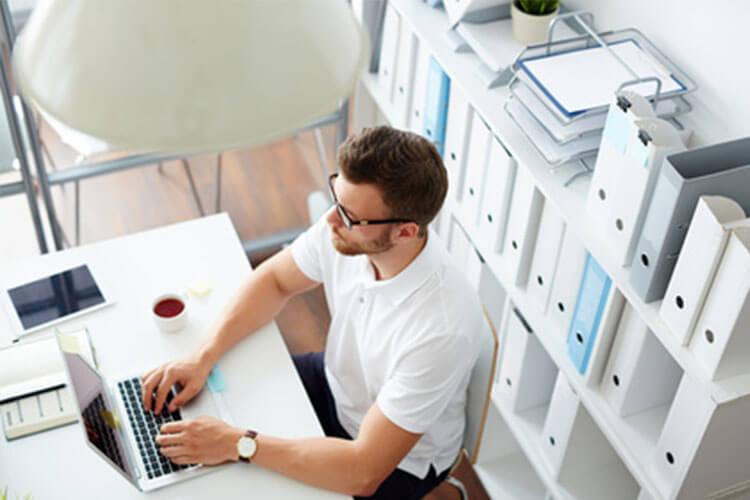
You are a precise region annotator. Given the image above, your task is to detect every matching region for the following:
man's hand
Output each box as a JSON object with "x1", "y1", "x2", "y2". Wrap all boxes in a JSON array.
[
  {"x1": 141, "y1": 353, "x2": 212, "y2": 414},
  {"x1": 156, "y1": 416, "x2": 244, "y2": 466}
]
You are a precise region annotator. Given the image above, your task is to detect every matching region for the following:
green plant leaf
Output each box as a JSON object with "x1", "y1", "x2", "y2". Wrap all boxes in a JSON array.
[{"x1": 517, "y1": 0, "x2": 559, "y2": 15}]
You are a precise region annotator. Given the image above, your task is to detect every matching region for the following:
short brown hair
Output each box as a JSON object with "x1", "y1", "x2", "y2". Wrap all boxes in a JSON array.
[{"x1": 337, "y1": 126, "x2": 448, "y2": 237}]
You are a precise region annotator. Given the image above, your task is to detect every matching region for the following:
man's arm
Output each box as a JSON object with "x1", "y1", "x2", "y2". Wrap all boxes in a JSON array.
[
  {"x1": 157, "y1": 403, "x2": 421, "y2": 497},
  {"x1": 143, "y1": 246, "x2": 318, "y2": 413},
  {"x1": 198, "y1": 245, "x2": 319, "y2": 367}
]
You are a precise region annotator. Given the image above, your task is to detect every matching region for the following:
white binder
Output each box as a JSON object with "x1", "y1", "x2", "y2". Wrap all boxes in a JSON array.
[
  {"x1": 540, "y1": 372, "x2": 580, "y2": 476},
  {"x1": 605, "y1": 117, "x2": 685, "y2": 266},
  {"x1": 478, "y1": 266, "x2": 507, "y2": 332},
  {"x1": 377, "y1": 5, "x2": 401, "y2": 104},
  {"x1": 496, "y1": 308, "x2": 557, "y2": 413},
  {"x1": 547, "y1": 228, "x2": 587, "y2": 337},
  {"x1": 392, "y1": 20, "x2": 418, "y2": 129},
  {"x1": 689, "y1": 227, "x2": 750, "y2": 381},
  {"x1": 660, "y1": 196, "x2": 748, "y2": 346},
  {"x1": 448, "y1": 218, "x2": 472, "y2": 269},
  {"x1": 502, "y1": 166, "x2": 544, "y2": 286},
  {"x1": 460, "y1": 113, "x2": 492, "y2": 229},
  {"x1": 586, "y1": 92, "x2": 655, "y2": 236},
  {"x1": 408, "y1": 43, "x2": 431, "y2": 134},
  {"x1": 527, "y1": 204, "x2": 566, "y2": 314},
  {"x1": 442, "y1": 83, "x2": 474, "y2": 205},
  {"x1": 443, "y1": 0, "x2": 510, "y2": 25},
  {"x1": 600, "y1": 304, "x2": 682, "y2": 418},
  {"x1": 477, "y1": 136, "x2": 517, "y2": 255},
  {"x1": 466, "y1": 245, "x2": 484, "y2": 292},
  {"x1": 651, "y1": 373, "x2": 715, "y2": 499}
]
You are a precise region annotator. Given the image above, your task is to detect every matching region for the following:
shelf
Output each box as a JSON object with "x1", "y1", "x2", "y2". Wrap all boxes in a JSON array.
[
  {"x1": 360, "y1": 71, "x2": 402, "y2": 130},
  {"x1": 560, "y1": 460, "x2": 640, "y2": 500},
  {"x1": 492, "y1": 387, "x2": 567, "y2": 499},
  {"x1": 492, "y1": 387, "x2": 639, "y2": 500},
  {"x1": 356, "y1": 2, "x2": 750, "y2": 496},
  {"x1": 474, "y1": 452, "x2": 548, "y2": 500},
  {"x1": 366, "y1": 0, "x2": 750, "y2": 404},
  {"x1": 453, "y1": 203, "x2": 661, "y2": 499},
  {"x1": 516, "y1": 404, "x2": 549, "y2": 437}
]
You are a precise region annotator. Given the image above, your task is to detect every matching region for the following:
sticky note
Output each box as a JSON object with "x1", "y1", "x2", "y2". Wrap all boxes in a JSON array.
[
  {"x1": 99, "y1": 409, "x2": 121, "y2": 430},
  {"x1": 188, "y1": 277, "x2": 212, "y2": 297},
  {"x1": 58, "y1": 334, "x2": 81, "y2": 354},
  {"x1": 207, "y1": 366, "x2": 226, "y2": 393}
]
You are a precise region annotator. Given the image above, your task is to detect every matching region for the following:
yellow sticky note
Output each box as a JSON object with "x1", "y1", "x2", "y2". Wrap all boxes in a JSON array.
[
  {"x1": 58, "y1": 334, "x2": 81, "y2": 354},
  {"x1": 100, "y1": 409, "x2": 121, "y2": 430},
  {"x1": 188, "y1": 277, "x2": 212, "y2": 298}
]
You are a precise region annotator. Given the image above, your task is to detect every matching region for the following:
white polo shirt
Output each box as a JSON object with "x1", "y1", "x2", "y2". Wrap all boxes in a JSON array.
[{"x1": 291, "y1": 216, "x2": 482, "y2": 479}]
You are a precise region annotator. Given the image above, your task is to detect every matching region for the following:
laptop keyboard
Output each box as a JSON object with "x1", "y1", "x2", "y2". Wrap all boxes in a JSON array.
[{"x1": 118, "y1": 377, "x2": 195, "y2": 480}]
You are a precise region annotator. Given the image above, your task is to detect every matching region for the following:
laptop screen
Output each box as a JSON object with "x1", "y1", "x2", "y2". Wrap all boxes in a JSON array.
[{"x1": 61, "y1": 351, "x2": 137, "y2": 485}]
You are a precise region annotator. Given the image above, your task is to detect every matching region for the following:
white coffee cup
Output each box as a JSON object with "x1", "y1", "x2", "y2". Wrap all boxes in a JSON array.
[{"x1": 152, "y1": 292, "x2": 189, "y2": 332}]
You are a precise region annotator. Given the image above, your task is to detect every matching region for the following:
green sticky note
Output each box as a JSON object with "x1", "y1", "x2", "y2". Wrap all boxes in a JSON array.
[{"x1": 207, "y1": 366, "x2": 226, "y2": 393}]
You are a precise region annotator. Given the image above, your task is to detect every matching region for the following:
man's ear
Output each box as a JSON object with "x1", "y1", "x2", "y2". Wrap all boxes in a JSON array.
[{"x1": 394, "y1": 222, "x2": 420, "y2": 241}]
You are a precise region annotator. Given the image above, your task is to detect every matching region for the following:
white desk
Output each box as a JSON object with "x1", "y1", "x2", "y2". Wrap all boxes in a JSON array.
[{"x1": 0, "y1": 214, "x2": 348, "y2": 500}]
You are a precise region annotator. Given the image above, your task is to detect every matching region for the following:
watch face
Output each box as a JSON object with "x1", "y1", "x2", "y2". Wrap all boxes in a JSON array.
[{"x1": 238, "y1": 436, "x2": 257, "y2": 458}]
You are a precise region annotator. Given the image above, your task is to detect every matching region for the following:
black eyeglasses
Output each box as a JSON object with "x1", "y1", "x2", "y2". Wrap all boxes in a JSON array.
[{"x1": 328, "y1": 173, "x2": 412, "y2": 230}]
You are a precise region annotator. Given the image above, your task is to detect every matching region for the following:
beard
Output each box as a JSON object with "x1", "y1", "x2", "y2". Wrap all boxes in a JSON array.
[{"x1": 331, "y1": 226, "x2": 394, "y2": 256}]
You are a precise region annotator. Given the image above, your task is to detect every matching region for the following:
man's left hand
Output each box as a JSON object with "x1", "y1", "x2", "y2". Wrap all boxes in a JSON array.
[{"x1": 156, "y1": 416, "x2": 244, "y2": 465}]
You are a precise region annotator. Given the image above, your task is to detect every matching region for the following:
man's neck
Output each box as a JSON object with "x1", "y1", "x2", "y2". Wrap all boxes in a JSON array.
[{"x1": 368, "y1": 234, "x2": 428, "y2": 281}]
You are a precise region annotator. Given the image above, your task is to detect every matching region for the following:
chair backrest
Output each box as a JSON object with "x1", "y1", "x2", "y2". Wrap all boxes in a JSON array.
[{"x1": 463, "y1": 307, "x2": 499, "y2": 464}]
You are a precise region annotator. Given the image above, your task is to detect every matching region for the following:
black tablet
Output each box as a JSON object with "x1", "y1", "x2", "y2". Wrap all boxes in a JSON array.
[{"x1": 7, "y1": 264, "x2": 109, "y2": 333}]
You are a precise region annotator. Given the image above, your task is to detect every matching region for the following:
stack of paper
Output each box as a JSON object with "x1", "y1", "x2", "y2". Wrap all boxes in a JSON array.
[{"x1": 505, "y1": 30, "x2": 694, "y2": 167}]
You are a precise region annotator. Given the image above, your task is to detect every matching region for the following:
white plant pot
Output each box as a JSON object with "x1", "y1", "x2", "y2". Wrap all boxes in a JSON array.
[{"x1": 511, "y1": 2, "x2": 559, "y2": 45}]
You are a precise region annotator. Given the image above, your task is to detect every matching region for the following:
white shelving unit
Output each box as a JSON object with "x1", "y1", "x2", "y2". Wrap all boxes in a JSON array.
[{"x1": 351, "y1": 1, "x2": 750, "y2": 499}]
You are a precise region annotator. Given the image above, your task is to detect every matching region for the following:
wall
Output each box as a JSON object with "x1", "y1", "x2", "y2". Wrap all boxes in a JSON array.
[{"x1": 564, "y1": 0, "x2": 749, "y2": 147}]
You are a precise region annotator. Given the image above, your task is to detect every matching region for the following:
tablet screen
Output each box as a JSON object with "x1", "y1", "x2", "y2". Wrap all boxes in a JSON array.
[{"x1": 8, "y1": 265, "x2": 106, "y2": 331}]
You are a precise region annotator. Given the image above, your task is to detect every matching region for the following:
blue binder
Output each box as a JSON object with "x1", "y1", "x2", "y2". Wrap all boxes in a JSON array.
[
  {"x1": 567, "y1": 253, "x2": 612, "y2": 375},
  {"x1": 423, "y1": 57, "x2": 451, "y2": 156}
]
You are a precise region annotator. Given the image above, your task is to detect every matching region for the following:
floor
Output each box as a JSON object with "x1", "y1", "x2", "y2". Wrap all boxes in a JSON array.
[{"x1": 1, "y1": 113, "x2": 489, "y2": 500}]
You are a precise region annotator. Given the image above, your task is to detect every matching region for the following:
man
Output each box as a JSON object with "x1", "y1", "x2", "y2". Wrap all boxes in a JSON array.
[{"x1": 141, "y1": 126, "x2": 483, "y2": 499}]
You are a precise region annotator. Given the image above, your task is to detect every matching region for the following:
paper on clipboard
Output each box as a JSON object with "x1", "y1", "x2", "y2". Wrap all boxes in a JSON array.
[
  {"x1": 505, "y1": 96, "x2": 600, "y2": 165},
  {"x1": 518, "y1": 39, "x2": 685, "y2": 117}
]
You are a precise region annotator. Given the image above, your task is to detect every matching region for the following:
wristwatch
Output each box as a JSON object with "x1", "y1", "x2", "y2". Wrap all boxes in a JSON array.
[{"x1": 236, "y1": 429, "x2": 258, "y2": 463}]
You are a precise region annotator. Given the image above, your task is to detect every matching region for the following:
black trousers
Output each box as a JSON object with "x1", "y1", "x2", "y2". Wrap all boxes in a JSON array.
[{"x1": 292, "y1": 352, "x2": 450, "y2": 500}]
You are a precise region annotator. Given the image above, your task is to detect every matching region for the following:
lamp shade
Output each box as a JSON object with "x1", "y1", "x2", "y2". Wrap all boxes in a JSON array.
[{"x1": 12, "y1": 0, "x2": 368, "y2": 153}]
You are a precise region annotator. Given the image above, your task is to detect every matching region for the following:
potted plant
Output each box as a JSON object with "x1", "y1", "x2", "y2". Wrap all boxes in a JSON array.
[{"x1": 511, "y1": 0, "x2": 560, "y2": 45}]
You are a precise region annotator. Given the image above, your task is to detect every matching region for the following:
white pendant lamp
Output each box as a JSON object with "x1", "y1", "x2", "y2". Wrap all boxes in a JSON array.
[{"x1": 12, "y1": 0, "x2": 368, "y2": 154}]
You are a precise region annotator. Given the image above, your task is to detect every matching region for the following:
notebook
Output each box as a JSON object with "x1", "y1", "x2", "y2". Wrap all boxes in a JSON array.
[{"x1": 0, "y1": 328, "x2": 96, "y2": 440}]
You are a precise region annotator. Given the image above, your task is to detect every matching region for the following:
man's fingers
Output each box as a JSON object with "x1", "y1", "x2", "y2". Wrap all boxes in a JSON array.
[
  {"x1": 140, "y1": 369, "x2": 164, "y2": 411},
  {"x1": 169, "y1": 455, "x2": 196, "y2": 465},
  {"x1": 155, "y1": 432, "x2": 186, "y2": 446},
  {"x1": 160, "y1": 421, "x2": 186, "y2": 434},
  {"x1": 157, "y1": 445, "x2": 189, "y2": 458},
  {"x1": 168, "y1": 383, "x2": 199, "y2": 412},
  {"x1": 140, "y1": 367, "x2": 156, "y2": 384},
  {"x1": 153, "y1": 370, "x2": 178, "y2": 414}
]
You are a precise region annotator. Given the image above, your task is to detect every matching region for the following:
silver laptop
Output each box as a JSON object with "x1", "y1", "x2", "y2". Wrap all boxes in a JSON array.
[{"x1": 58, "y1": 340, "x2": 226, "y2": 491}]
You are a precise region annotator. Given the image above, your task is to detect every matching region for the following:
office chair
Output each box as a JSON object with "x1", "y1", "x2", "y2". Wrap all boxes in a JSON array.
[
  {"x1": 38, "y1": 110, "x2": 208, "y2": 246},
  {"x1": 441, "y1": 308, "x2": 499, "y2": 499}
]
